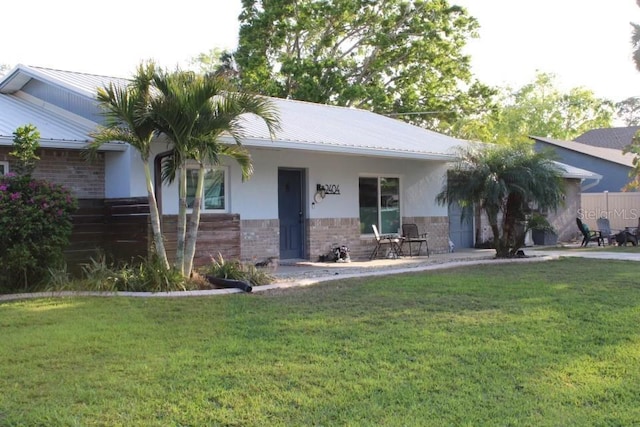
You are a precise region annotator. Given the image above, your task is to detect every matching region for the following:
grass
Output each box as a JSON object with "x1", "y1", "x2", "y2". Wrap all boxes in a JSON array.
[
  {"x1": 2, "y1": 257, "x2": 640, "y2": 426},
  {"x1": 540, "y1": 243, "x2": 640, "y2": 253}
]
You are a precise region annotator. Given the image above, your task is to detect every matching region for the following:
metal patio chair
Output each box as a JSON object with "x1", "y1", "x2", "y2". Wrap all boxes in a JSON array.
[
  {"x1": 369, "y1": 224, "x2": 403, "y2": 259},
  {"x1": 401, "y1": 223, "x2": 429, "y2": 257}
]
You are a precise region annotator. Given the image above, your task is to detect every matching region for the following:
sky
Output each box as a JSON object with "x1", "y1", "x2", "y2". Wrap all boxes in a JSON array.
[{"x1": 3, "y1": 0, "x2": 640, "y2": 102}]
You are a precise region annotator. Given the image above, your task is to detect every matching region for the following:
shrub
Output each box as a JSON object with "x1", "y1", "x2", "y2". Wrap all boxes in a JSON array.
[
  {"x1": 77, "y1": 254, "x2": 198, "y2": 293},
  {"x1": 0, "y1": 175, "x2": 77, "y2": 292},
  {"x1": 205, "y1": 254, "x2": 275, "y2": 286}
]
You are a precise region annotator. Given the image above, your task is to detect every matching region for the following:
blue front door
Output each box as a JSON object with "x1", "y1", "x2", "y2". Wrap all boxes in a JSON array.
[
  {"x1": 449, "y1": 201, "x2": 474, "y2": 249},
  {"x1": 278, "y1": 169, "x2": 305, "y2": 259}
]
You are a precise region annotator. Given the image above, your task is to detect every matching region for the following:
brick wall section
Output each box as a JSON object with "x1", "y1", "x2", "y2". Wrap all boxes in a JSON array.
[
  {"x1": 240, "y1": 219, "x2": 280, "y2": 263},
  {"x1": 402, "y1": 216, "x2": 449, "y2": 254},
  {"x1": 305, "y1": 216, "x2": 450, "y2": 261},
  {"x1": 307, "y1": 218, "x2": 362, "y2": 261},
  {"x1": 162, "y1": 214, "x2": 241, "y2": 268},
  {"x1": 0, "y1": 148, "x2": 105, "y2": 199}
]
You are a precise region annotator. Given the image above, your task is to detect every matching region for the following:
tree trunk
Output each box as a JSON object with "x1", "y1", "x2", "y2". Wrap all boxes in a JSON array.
[
  {"x1": 487, "y1": 210, "x2": 508, "y2": 258},
  {"x1": 143, "y1": 162, "x2": 169, "y2": 269},
  {"x1": 175, "y1": 166, "x2": 188, "y2": 275},
  {"x1": 183, "y1": 164, "x2": 205, "y2": 277},
  {"x1": 502, "y1": 194, "x2": 524, "y2": 257}
]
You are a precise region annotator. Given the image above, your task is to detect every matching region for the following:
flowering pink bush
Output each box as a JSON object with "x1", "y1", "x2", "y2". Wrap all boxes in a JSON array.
[{"x1": 0, "y1": 175, "x2": 77, "y2": 291}]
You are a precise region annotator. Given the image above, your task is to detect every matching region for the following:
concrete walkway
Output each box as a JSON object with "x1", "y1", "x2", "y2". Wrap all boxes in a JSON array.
[
  {"x1": 271, "y1": 245, "x2": 640, "y2": 283},
  {"x1": 2, "y1": 246, "x2": 639, "y2": 302}
]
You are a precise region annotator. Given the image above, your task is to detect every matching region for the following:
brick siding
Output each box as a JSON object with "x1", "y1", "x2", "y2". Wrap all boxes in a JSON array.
[
  {"x1": 307, "y1": 218, "x2": 362, "y2": 260},
  {"x1": 0, "y1": 148, "x2": 105, "y2": 199},
  {"x1": 402, "y1": 216, "x2": 449, "y2": 254},
  {"x1": 240, "y1": 219, "x2": 280, "y2": 263}
]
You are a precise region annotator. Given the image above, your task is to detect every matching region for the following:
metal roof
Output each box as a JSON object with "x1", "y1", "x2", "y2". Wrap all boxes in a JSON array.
[
  {"x1": 0, "y1": 64, "x2": 468, "y2": 160},
  {"x1": 531, "y1": 135, "x2": 634, "y2": 168},
  {"x1": 553, "y1": 161, "x2": 602, "y2": 181},
  {"x1": 0, "y1": 92, "x2": 124, "y2": 150},
  {"x1": 0, "y1": 64, "x2": 129, "y2": 98},
  {"x1": 231, "y1": 97, "x2": 466, "y2": 160}
]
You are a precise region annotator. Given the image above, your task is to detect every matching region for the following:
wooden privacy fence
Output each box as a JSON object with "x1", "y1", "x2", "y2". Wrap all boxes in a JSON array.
[
  {"x1": 65, "y1": 198, "x2": 241, "y2": 273},
  {"x1": 580, "y1": 192, "x2": 640, "y2": 231},
  {"x1": 65, "y1": 197, "x2": 150, "y2": 271}
]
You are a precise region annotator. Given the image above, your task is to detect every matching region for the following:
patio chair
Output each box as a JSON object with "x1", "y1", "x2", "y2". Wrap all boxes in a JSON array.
[
  {"x1": 619, "y1": 217, "x2": 640, "y2": 246},
  {"x1": 596, "y1": 217, "x2": 617, "y2": 246},
  {"x1": 401, "y1": 223, "x2": 429, "y2": 257},
  {"x1": 369, "y1": 224, "x2": 403, "y2": 260},
  {"x1": 576, "y1": 218, "x2": 604, "y2": 247}
]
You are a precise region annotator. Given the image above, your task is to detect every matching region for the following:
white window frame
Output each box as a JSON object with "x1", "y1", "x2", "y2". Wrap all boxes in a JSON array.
[
  {"x1": 185, "y1": 166, "x2": 229, "y2": 213},
  {"x1": 0, "y1": 161, "x2": 8, "y2": 176},
  {"x1": 359, "y1": 175, "x2": 402, "y2": 236}
]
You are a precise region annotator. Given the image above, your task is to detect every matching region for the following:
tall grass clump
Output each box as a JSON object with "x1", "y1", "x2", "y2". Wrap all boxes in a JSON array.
[{"x1": 205, "y1": 253, "x2": 274, "y2": 286}]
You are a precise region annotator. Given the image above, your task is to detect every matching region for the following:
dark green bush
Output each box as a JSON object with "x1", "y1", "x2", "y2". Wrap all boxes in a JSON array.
[{"x1": 0, "y1": 175, "x2": 77, "y2": 292}]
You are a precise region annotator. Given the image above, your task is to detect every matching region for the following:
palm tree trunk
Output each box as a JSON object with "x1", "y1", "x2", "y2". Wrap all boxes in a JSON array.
[
  {"x1": 487, "y1": 210, "x2": 508, "y2": 258},
  {"x1": 175, "y1": 166, "x2": 188, "y2": 275},
  {"x1": 183, "y1": 164, "x2": 205, "y2": 276},
  {"x1": 143, "y1": 162, "x2": 169, "y2": 269}
]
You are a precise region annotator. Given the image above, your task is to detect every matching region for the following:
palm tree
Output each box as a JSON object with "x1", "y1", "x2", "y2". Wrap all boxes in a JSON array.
[
  {"x1": 437, "y1": 143, "x2": 564, "y2": 258},
  {"x1": 149, "y1": 69, "x2": 280, "y2": 276},
  {"x1": 90, "y1": 62, "x2": 170, "y2": 269}
]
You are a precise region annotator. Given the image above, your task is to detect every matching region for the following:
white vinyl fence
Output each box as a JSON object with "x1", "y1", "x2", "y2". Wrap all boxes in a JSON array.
[{"x1": 580, "y1": 192, "x2": 640, "y2": 231}]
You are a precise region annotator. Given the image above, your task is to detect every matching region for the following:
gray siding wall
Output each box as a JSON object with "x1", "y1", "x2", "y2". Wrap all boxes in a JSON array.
[
  {"x1": 534, "y1": 141, "x2": 632, "y2": 193},
  {"x1": 22, "y1": 79, "x2": 103, "y2": 124}
]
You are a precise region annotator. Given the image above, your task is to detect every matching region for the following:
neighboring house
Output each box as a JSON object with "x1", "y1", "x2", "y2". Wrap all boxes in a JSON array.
[
  {"x1": 574, "y1": 126, "x2": 640, "y2": 149},
  {"x1": 531, "y1": 135, "x2": 634, "y2": 193},
  {"x1": 0, "y1": 64, "x2": 473, "y2": 264}
]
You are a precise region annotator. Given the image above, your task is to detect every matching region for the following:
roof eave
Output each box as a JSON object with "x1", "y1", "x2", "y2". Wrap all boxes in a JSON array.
[
  {"x1": 230, "y1": 136, "x2": 457, "y2": 161},
  {"x1": 0, "y1": 136, "x2": 127, "y2": 152},
  {"x1": 562, "y1": 172, "x2": 603, "y2": 180},
  {"x1": 0, "y1": 64, "x2": 96, "y2": 99}
]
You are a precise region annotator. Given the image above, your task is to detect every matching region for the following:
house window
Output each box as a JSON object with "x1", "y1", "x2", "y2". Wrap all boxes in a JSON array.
[
  {"x1": 186, "y1": 167, "x2": 227, "y2": 211},
  {"x1": 359, "y1": 176, "x2": 400, "y2": 234},
  {"x1": 0, "y1": 161, "x2": 8, "y2": 175}
]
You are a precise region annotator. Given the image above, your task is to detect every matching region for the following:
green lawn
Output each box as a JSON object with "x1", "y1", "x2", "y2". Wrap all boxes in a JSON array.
[
  {"x1": 541, "y1": 244, "x2": 640, "y2": 253},
  {"x1": 2, "y1": 258, "x2": 640, "y2": 426}
]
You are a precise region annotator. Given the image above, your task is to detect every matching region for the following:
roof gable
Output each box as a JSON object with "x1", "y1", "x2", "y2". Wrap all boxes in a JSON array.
[
  {"x1": 0, "y1": 64, "x2": 129, "y2": 99},
  {"x1": 531, "y1": 135, "x2": 634, "y2": 167}
]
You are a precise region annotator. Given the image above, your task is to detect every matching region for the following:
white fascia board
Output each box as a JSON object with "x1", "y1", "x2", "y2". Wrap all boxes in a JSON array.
[
  {"x1": 228, "y1": 136, "x2": 459, "y2": 161},
  {"x1": 0, "y1": 136, "x2": 127, "y2": 151},
  {"x1": 0, "y1": 65, "x2": 94, "y2": 99},
  {"x1": 0, "y1": 66, "x2": 30, "y2": 93},
  {"x1": 562, "y1": 171, "x2": 603, "y2": 180}
]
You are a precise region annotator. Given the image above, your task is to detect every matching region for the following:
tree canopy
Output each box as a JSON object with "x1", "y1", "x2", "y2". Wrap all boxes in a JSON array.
[
  {"x1": 231, "y1": 0, "x2": 495, "y2": 129},
  {"x1": 451, "y1": 72, "x2": 615, "y2": 144},
  {"x1": 437, "y1": 143, "x2": 564, "y2": 258},
  {"x1": 616, "y1": 97, "x2": 640, "y2": 126},
  {"x1": 620, "y1": 3, "x2": 640, "y2": 191},
  {"x1": 91, "y1": 64, "x2": 280, "y2": 277}
]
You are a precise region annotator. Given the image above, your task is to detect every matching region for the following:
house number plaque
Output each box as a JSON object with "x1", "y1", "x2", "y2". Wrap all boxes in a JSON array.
[{"x1": 323, "y1": 184, "x2": 340, "y2": 195}]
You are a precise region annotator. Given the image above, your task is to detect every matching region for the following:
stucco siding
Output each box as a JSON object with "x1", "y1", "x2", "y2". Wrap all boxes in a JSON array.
[{"x1": 147, "y1": 144, "x2": 450, "y2": 220}]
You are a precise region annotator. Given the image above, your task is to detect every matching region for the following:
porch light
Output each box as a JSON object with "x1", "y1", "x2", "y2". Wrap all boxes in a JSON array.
[{"x1": 316, "y1": 184, "x2": 327, "y2": 199}]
